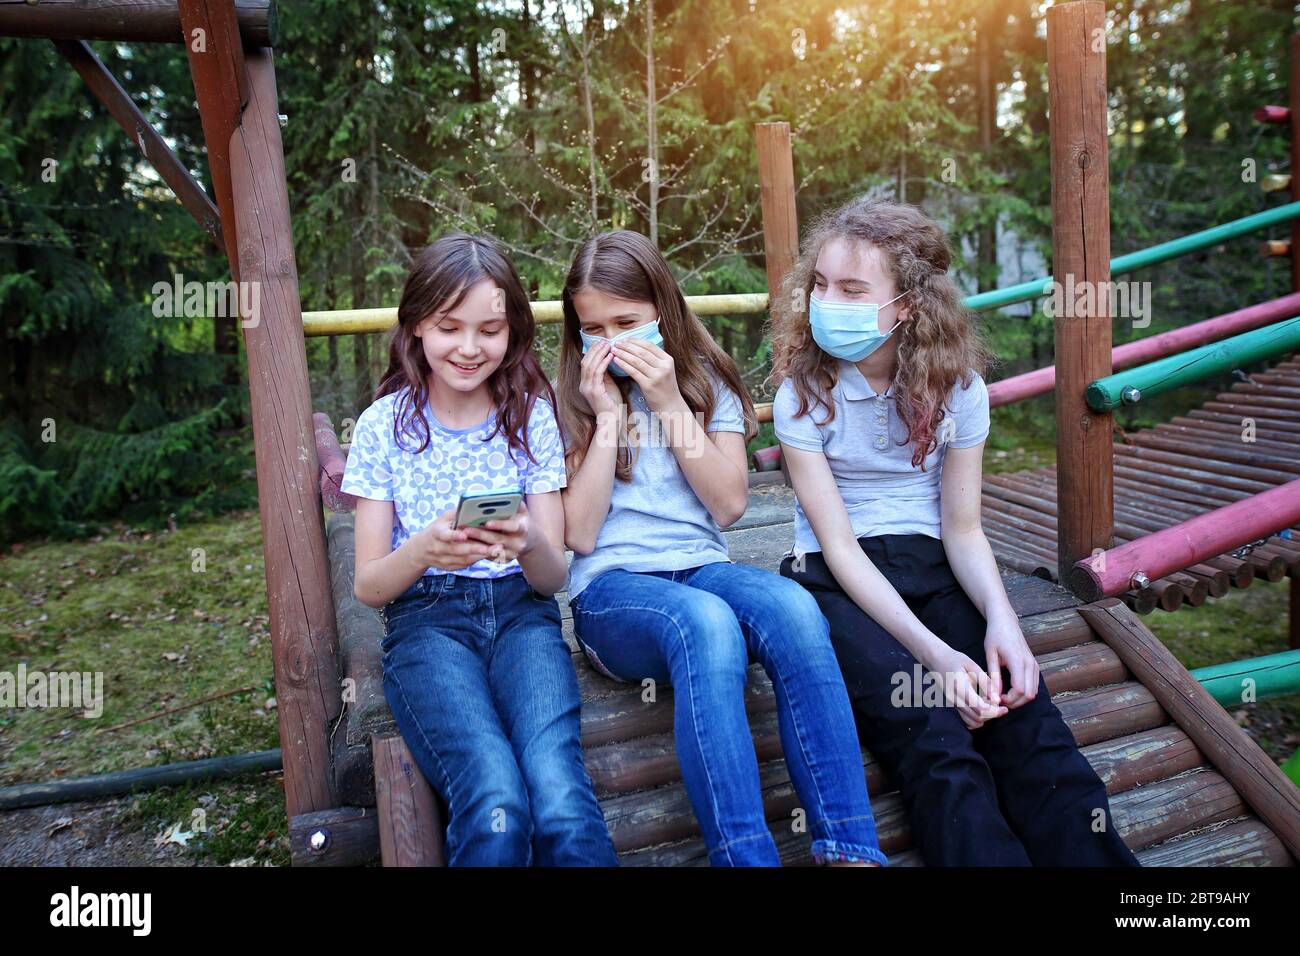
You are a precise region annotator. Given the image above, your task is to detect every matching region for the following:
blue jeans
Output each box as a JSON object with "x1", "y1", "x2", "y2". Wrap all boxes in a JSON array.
[
  {"x1": 571, "y1": 560, "x2": 886, "y2": 867},
  {"x1": 380, "y1": 571, "x2": 617, "y2": 866}
]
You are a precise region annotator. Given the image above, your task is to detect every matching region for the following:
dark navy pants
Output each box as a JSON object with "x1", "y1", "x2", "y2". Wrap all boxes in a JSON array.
[{"x1": 780, "y1": 533, "x2": 1139, "y2": 867}]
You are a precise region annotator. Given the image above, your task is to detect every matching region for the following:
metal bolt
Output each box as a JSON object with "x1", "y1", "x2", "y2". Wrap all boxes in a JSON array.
[
  {"x1": 309, "y1": 829, "x2": 330, "y2": 852},
  {"x1": 1121, "y1": 386, "x2": 1141, "y2": 405},
  {"x1": 1131, "y1": 571, "x2": 1150, "y2": 589}
]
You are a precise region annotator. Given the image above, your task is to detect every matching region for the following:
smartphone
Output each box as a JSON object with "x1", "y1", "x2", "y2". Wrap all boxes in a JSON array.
[{"x1": 453, "y1": 488, "x2": 523, "y2": 529}]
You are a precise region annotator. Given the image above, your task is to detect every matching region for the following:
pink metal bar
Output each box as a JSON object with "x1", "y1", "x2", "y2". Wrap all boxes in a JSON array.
[
  {"x1": 988, "y1": 291, "x2": 1300, "y2": 407},
  {"x1": 1255, "y1": 104, "x2": 1291, "y2": 124},
  {"x1": 1069, "y1": 477, "x2": 1300, "y2": 600}
]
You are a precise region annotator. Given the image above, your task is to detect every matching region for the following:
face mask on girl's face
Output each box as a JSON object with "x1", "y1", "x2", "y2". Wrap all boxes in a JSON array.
[
  {"x1": 808, "y1": 291, "x2": 906, "y2": 362},
  {"x1": 578, "y1": 318, "x2": 664, "y2": 377}
]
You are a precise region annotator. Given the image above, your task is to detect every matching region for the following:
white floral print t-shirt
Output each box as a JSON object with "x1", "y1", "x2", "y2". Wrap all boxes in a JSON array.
[{"x1": 340, "y1": 386, "x2": 566, "y2": 579}]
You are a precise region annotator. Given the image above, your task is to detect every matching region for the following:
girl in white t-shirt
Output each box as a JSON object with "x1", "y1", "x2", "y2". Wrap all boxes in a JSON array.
[
  {"x1": 770, "y1": 197, "x2": 1138, "y2": 867},
  {"x1": 342, "y1": 233, "x2": 615, "y2": 866}
]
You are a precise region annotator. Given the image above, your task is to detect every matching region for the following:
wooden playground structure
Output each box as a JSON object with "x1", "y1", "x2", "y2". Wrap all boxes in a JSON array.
[{"x1": 6, "y1": 0, "x2": 1300, "y2": 865}]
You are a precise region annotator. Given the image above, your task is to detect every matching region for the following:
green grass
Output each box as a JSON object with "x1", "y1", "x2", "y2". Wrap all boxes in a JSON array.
[{"x1": 0, "y1": 508, "x2": 287, "y2": 865}]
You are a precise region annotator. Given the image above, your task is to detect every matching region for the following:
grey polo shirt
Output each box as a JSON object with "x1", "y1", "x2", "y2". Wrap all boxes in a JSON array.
[
  {"x1": 772, "y1": 360, "x2": 989, "y2": 556},
  {"x1": 566, "y1": 371, "x2": 747, "y2": 601}
]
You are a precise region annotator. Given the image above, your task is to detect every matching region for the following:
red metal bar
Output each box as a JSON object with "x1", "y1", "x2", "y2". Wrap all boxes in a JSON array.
[
  {"x1": 1255, "y1": 104, "x2": 1291, "y2": 124},
  {"x1": 987, "y1": 291, "x2": 1300, "y2": 407},
  {"x1": 1069, "y1": 477, "x2": 1300, "y2": 601}
]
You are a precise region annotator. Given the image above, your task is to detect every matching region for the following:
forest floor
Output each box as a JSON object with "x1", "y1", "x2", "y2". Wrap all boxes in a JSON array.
[{"x1": 2, "y1": 437, "x2": 1297, "y2": 867}]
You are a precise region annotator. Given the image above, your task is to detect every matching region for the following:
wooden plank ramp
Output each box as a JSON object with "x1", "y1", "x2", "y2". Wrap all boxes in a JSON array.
[
  {"x1": 984, "y1": 353, "x2": 1300, "y2": 614},
  {"x1": 320, "y1": 487, "x2": 1300, "y2": 866}
]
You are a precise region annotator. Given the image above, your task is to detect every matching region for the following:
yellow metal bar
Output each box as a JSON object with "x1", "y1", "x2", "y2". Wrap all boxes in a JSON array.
[{"x1": 301, "y1": 292, "x2": 770, "y2": 337}]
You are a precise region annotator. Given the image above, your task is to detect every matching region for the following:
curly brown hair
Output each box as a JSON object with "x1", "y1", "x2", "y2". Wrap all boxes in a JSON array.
[{"x1": 765, "y1": 198, "x2": 991, "y2": 468}]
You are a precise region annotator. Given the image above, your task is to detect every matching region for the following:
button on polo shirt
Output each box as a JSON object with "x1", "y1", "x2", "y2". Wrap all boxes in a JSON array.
[{"x1": 772, "y1": 359, "x2": 990, "y2": 557}]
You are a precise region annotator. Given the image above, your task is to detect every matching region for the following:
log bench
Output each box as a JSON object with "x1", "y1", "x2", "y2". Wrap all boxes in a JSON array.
[{"x1": 293, "y1": 484, "x2": 1300, "y2": 867}]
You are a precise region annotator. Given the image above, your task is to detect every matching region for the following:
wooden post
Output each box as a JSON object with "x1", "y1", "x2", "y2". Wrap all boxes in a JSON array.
[
  {"x1": 230, "y1": 48, "x2": 341, "y2": 817},
  {"x1": 373, "y1": 735, "x2": 445, "y2": 866},
  {"x1": 179, "y1": 0, "x2": 248, "y2": 369},
  {"x1": 1047, "y1": 1, "x2": 1114, "y2": 586},
  {"x1": 756, "y1": 122, "x2": 799, "y2": 317},
  {"x1": 756, "y1": 122, "x2": 799, "y2": 484}
]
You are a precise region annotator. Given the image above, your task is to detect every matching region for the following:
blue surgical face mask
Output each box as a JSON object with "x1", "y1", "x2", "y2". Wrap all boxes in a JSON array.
[
  {"x1": 578, "y1": 317, "x2": 664, "y2": 377},
  {"x1": 808, "y1": 291, "x2": 906, "y2": 362}
]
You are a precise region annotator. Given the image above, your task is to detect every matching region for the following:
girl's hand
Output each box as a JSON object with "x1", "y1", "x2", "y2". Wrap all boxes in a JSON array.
[
  {"x1": 922, "y1": 644, "x2": 1008, "y2": 730},
  {"x1": 579, "y1": 340, "x2": 622, "y2": 418},
  {"x1": 612, "y1": 339, "x2": 684, "y2": 413},
  {"x1": 459, "y1": 499, "x2": 533, "y2": 565},
  {"x1": 985, "y1": 616, "x2": 1040, "y2": 709},
  {"x1": 409, "y1": 508, "x2": 497, "y2": 571}
]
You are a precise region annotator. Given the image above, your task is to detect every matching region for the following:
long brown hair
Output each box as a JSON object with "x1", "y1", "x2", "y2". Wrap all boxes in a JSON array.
[
  {"x1": 374, "y1": 232, "x2": 556, "y2": 463},
  {"x1": 558, "y1": 230, "x2": 758, "y2": 480},
  {"x1": 766, "y1": 198, "x2": 991, "y2": 468}
]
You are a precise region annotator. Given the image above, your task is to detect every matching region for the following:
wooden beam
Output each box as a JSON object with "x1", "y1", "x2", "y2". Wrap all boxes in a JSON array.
[
  {"x1": 229, "y1": 47, "x2": 341, "y2": 817},
  {"x1": 755, "y1": 122, "x2": 799, "y2": 319},
  {"x1": 288, "y1": 807, "x2": 379, "y2": 867},
  {"x1": 52, "y1": 38, "x2": 223, "y2": 251},
  {"x1": 0, "y1": 0, "x2": 277, "y2": 46},
  {"x1": 373, "y1": 735, "x2": 445, "y2": 866},
  {"x1": 1047, "y1": 1, "x2": 1114, "y2": 585},
  {"x1": 1079, "y1": 598, "x2": 1300, "y2": 859},
  {"x1": 180, "y1": 0, "x2": 247, "y2": 364}
]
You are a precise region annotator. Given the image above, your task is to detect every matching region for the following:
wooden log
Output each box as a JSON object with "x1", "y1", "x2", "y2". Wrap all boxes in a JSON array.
[
  {"x1": 1047, "y1": 0, "x2": 1114, "y2": 586},
  {"x1": 1181, "y1": 411, "x2": 1300, "y2": 440},
  {"x1": 1055, "y1": 681, "x2": 1167, "y2": 747},
  {"x1": 372, "y1": 734, "x2": 443, "y2": 866},
  {"x1": 1079, "y1": 598, "x2": 1300, "y2": 858},
  {"x1": 1019, "y1": 607, "x2": 1098, "y2": 653},
  {"x1": 1037, "y1": 641, "x2": 1127, "y2": 693},
  {"x1": 756, "y1": 122, "x2": 798, "y2": 330},
  {"x1": 1110, "y1": 769, "x2": 1246, "y2": 851},
  {"x1": 1135, "y1": 817, "x2": 1294, "y2": 866},
  {"x1": 289, "y1": 806, "x2": 379, "y2": 867},
  {"x1": 619, "y1": 794, "x2": 911, "y2": 867},
  {"x1": 53, "y1": 38, "x2": 223, "y2": 250},
  {"x1": 314, "y1": 412, "x2": 356, "y2": 514},
  {"x1": 1112, "y1": 439, "x2": 1294, "y2": 486},
  {"x1": 230, "y1": 49, "x2": 341, "y2": 815},
  {"x1": 1203, "y1": 400, "x2": 1300, "y2": 424},
  {"x1": 0, "y1": 0, "x2": 277, "y2": 45},
  {"x1": 1080, "y1": 726, "x2": 1203, "y2": 795}
]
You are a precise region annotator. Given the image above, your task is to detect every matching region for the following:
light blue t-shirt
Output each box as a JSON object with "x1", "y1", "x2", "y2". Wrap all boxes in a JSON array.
[
  {"x1": 773, "y1": 360, "x2": 990, "y2": 557},
  {"x1": 566, "y1": 372, "x2": 747, "y2": 601},
  {"x1": 340, "y1": 386, "x2": 567, "y2": 579}
]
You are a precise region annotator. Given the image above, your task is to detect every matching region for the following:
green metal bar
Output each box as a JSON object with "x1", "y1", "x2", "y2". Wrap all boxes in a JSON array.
[
  {"x1": 964, "y1": 201, "x2": 1300, "y2": 313},
  {"x1": 1190, "y1": 649, "x2": 1300, "y2": 707},
  {"x1": 1085, "y1": 315, "x2": 1300, "y2": 410}
]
